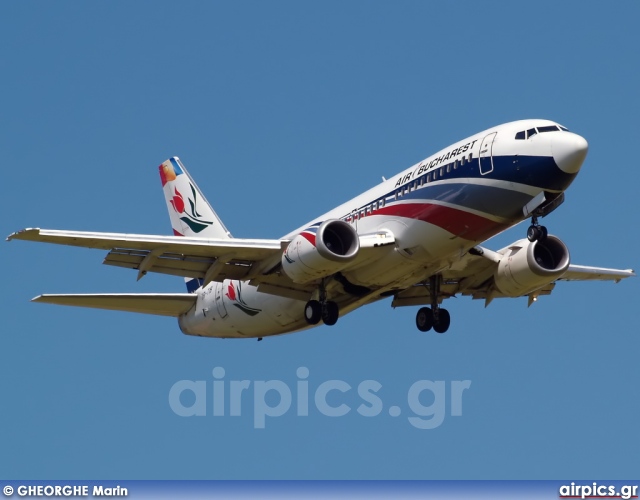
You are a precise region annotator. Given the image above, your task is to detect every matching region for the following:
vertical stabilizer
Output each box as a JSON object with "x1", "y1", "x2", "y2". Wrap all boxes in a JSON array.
[{"x1": 159, "y1": 157, "x2": 232, "y2": 239}]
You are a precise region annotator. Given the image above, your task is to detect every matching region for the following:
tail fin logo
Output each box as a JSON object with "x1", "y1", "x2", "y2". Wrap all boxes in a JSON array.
[
  {"x1": 170, "y1": 184, "x2": 213, "y2": 234},
  {"x1": 225, "y1": 281, "x2": 262, "y2": 316},
  {"x1": 169, "y1": 189, "x2": 186, "y2": 213}
]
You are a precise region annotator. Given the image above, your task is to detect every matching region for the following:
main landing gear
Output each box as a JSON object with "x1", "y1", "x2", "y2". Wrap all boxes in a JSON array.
[
  {"x1": 304, "y1": 279, "x2": 339, "y2": 326},
  {"x1": 416, "y1": 275, "x2": 451, "y2": 334},
  {"x1": 527, "y1": 215, "x2": 548, "y2": 242}
]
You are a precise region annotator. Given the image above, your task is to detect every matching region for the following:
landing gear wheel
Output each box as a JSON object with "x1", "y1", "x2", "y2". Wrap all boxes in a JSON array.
[
  {"x1": 433, "y1": 308, "x2": 451, "y2": 334},
  {"x1": 304, "y1": 300, "x2": 322, "y2": 325},
  {"x1": 538, "y1": 225, "x2": 548, "y2": 240},
  {"x1": 527, "y1": 225, "x2": 540, "y2": 242},
  {"x1": 321, "y1": 301, "x2": 339, "y2": 326},
  {"x1": 416, "y1": 307, "x2": 433, "y2": 332}
]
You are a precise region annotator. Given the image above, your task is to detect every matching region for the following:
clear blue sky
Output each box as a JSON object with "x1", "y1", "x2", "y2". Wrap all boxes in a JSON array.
[{"x1": 1, "y1": 1, "x2": 638, "y2": 479}]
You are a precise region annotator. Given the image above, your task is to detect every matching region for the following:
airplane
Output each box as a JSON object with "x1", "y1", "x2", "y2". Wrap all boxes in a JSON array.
[{"x1": 7, "y1": 119, "x2": 635, "y2": 339}]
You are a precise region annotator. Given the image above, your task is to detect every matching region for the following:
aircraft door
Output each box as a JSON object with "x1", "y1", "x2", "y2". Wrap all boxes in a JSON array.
[
  {"x1": 215, "y1": 281, "x2": 228, "y2": 318},
  {"x1": 479, "y1": 132, "x2": 497, "y2": 175}
]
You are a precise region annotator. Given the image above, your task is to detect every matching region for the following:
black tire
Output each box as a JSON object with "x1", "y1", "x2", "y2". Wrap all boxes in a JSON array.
[
  {"x1": 322, "y1": 301, "x2": 339, "y2": 326},
  {"x1": 416, "y1": 307, "x2": 433, "y2": 332},
  {"x1": 527, "y1": 225, "x2": 540, "y2": 242},
  {"x1": 304, "y1": 300, "x2": 322, "y2": 325},
  {"x1": 539, "y1": 225, "x2": 548, "y2": 240},
  {"x1": 433, "y1": 308, "x2": 451, "y2": 334}
]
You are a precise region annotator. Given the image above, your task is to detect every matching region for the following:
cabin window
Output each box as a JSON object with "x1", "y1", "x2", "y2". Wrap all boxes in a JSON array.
[
  {"x1": 468, "y1": 153, "x2": 473, "y2": 162},
  {"x1": 380, "y1": 198, "x2": 385, "y2": 208},
  {"x1": 446, "y1": 164, "x2": 451, "y2": 173},
  {"x1": 433, "y1": 170, "x2": 438, "y2": 180}
]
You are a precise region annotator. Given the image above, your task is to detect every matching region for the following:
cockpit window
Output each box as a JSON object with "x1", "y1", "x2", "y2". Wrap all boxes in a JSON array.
[
  {"x1": 538, "y1": 125, "x2": 560, "y2": 133},
  {"x1": 516, "y1": 125, "x2": 568, "y2": 140}
]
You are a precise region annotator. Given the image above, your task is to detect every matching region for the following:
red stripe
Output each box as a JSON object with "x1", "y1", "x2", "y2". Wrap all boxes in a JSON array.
[
  {"x1": 173, "y1": 229, "x2": 183, "y2": 236},
  {"x1": 376, "y1": 203, "x2": 510, "y2": 241},
  {"x1": 159, "y1": 165, "x2": 168, "y2": 187},
  {"x1": 300, "y1": 231, "x2": 316, "y2": 246}
]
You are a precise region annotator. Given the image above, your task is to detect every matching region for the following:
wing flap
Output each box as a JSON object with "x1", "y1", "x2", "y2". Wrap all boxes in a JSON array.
[
  {"x1": 32, "y1": 293, "x2": 197, "y2": 317},
  {"x1": 103, "y1": 249, "x2": 254, "y2": 281},
  {"x1": 391, "y1": 281, "x2": 460, "y2": 307}
]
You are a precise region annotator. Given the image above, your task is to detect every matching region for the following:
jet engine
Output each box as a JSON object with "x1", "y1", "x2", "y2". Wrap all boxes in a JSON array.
[
  {"x1": 282, "y1": 220, "x2": 360, "y2": 284},
  {"x1": 494, "y1": 235, "x2": 570, "y2": 297}
]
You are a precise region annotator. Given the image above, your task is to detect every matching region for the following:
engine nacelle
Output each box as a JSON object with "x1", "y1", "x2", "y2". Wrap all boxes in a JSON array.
[
  {"x1": 494, "y1": 235, "x2": 570, "y2": 297},
  {"x1": 282, "y1": 220, "x2": 360, "y2": 284}
]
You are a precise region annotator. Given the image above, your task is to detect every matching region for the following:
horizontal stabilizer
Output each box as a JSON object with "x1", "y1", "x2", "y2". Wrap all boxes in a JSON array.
[{"x1": 32, "y1": 293, "x2": 197, "y2": 317}]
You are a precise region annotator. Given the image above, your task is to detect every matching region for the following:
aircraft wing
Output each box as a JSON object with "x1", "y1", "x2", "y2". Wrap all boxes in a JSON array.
[
  {"x1": 7, "y1": 228, "x2": 397, "y2": 299},
  {"x1": 392, "y1": 244, "x2": 635, "y2": 308},
  {"x1": 557, "y1": 264, "x2": 636, "y2": 282},
  {"x1": 8, "y1": 228, "x2": 284, "y2": 283}
]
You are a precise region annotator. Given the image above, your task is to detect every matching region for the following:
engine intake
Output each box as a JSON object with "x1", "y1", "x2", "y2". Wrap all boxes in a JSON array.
[
  {"x1": 282, "y1": 220, "x2": 359, "y2": 284},
  {"x1": 494, "y1": 235, "x2": 570, "y2": 297}
]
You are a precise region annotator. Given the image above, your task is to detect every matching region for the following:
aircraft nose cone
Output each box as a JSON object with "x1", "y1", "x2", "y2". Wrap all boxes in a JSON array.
[{"x1": 552, "y1": 133, "x2": 588, "y2": 174}]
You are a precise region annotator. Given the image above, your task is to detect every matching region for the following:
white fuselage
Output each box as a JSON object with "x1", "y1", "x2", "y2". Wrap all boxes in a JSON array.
[{"x1": 178, "y1": 119, "x2": 586, "y2": 338}]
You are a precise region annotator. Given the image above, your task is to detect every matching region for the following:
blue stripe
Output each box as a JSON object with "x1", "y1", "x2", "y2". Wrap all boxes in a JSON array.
[
  {"x1": 347, "y1": 155, "x2": 573, "y2": 223},
  {"x1": 303, "y1": 222, "x2": 322, "y2": 234},
  {"x1": 170, "y1": 157, "x2": 185, "y2": 176},
  {"x1": 395, "y1": 182, "x2": 534, "y2": 220},
  {"x1": 186, "y1": 278, "x2": 203, "y2": 293}
]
